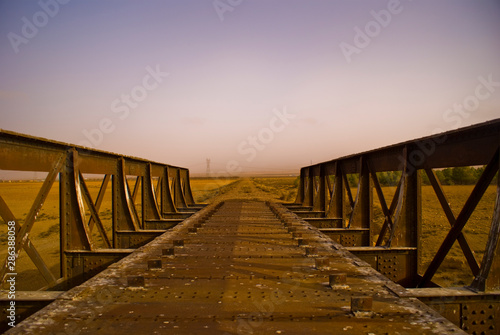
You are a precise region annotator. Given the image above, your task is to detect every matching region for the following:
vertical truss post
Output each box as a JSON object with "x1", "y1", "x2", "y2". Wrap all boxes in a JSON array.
[
  {"x1": 402, "y1": 159, "x2": 421, "y2": 286},
  {"x1": 359, "y1": 157, "x2": 372, "y2": 233},
  {"x1": 398, "y1": 154, "x2": 421, "y2": 248},
  {"x1": 327, "y1": 163, "x2": 343, "y2": 219},
  {"x1": 60, "y1": 149, "x2": 93, "y2": 280},
  {"x1": 348, "y1": 157, "x2": 372, "y2": 230},
  {"x1": 173, "y1": 168, "x2": 188, "y2": 209},
  {"x1": 180, "y1": 169, "x2": 196, "y2": 206},
  {"x1": 303, "y1": 168, "x2": 314, "y2": 207},
  {"x1": 347, "y1": 158, "x2": 362, "y2": 228},
  {"x1": 387, "y1": 147, "x2": 408, "y2": 247},
  {"x1": 112, "y1": 158, "x2": 140, "y2": 248},
  {"x1": 313, "y1": 165, "x2": 327, "y2": 212},
  {"x1": 162, "y1": 167, "x2": 177, "y2": 214},
  {"x1": 142, "y1": 163, "x2": 161, "y2": 222},
  {"x1": 294, "y1": 168, "x2": 305, "y2": 205}
]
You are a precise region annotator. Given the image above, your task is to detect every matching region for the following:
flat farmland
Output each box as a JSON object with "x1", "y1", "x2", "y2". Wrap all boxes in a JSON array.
[{"x1": 0, "y1": 177, "x2": 495, "y2": 290}]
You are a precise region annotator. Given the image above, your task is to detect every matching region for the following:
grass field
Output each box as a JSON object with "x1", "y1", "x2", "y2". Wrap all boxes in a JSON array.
[
  {"x1": 0, "y1": 177, "x2": 496, "y2": 290},
  {"x1": 191, "y1": 177, "x2": 298, "y2": 204}
]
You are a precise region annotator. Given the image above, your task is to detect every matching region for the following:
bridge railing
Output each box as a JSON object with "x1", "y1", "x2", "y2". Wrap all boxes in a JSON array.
[
  {"x1": 293, "y1": 119, "x2": 500, "y2": 291},
  {"x1": 0, "y1": 130, "x2": 198, "y2": 289}
]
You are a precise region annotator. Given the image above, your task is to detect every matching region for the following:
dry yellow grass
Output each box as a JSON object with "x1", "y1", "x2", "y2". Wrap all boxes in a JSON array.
[
  {"x1": 192, "y1": 177, "x2": 298, "y2": 204},
  {"x1": 0, "y1": 180, "x2": 116, "y2": 290},
  {"x1": 371, "y1": 185, "x2": 496, "y2": 286},
  {"x1": 190, "y1": 177, "x2": 240, "y2": 203}
]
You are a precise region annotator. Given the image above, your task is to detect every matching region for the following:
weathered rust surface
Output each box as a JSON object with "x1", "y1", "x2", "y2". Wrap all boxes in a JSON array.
[
  {"x1": 0, "y1": 129, "x2": 198, "y2": 291},
  {"x1": 7, "y1": 200, "x2": 464, "y2": 334},
  {"x1": 292, "y1": 119, "x2": 500, "y2": 293},
  {"x1": 407, "y1": 288, "x2": 500, "y2": 334}
]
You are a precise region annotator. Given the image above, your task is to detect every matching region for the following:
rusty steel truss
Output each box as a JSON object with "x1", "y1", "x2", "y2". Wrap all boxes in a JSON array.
[
  {"x1": 290, "y1": 119, "x2": 500, "y2": 334},
  {"x1": 0, "y1": 130, "x2": 202, "y2": 290},
  {"x1": 1, "y1": 120, "x2": 500, "y2": 334}
]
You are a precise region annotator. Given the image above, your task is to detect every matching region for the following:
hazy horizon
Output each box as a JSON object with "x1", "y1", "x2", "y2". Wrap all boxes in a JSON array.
[{"x1": 1, "y1": 1, "x2": 500, "y2": 175}]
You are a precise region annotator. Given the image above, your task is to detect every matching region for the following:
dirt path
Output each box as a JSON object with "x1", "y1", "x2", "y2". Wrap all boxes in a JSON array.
[{"x1": 204, "y1": 178, "x2": 291, "y2": 203}]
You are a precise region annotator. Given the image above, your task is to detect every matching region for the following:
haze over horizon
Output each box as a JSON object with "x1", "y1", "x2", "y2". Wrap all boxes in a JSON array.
[{"x1": 1, "y1": 1, "x2": 500, "y2": 175}]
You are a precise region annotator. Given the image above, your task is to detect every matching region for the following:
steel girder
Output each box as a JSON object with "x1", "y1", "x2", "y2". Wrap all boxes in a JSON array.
[
  {"x1": 292, "y1": 119, "x2": 500, "y2": 292},
  {"x1": 0, "y1": 129, "x2": 197, "y2": 289}
]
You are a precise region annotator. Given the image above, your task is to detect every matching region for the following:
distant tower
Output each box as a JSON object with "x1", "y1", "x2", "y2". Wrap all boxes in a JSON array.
[{"x1": 206, "y1": 158, "x2": 211, "y2": 177}]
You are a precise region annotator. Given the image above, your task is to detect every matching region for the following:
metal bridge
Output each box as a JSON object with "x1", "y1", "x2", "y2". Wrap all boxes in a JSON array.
[{"x1": 1, "y1": 119, "x2": 499, "y2": 334}]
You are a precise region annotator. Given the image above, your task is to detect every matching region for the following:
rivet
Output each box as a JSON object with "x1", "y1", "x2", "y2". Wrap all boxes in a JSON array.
[
  {"x1": 148, "y1": 259, "x2": 162, "y2": 269},
  {"x1": 162, "y1": 247, "x2": 175, "y2": 255},
  {"x1": 351, "y1": 296, "x2": 372, "y2": 312},
  {"x1": 127, "y1": 276, "x2": 145, "y2": 287}
]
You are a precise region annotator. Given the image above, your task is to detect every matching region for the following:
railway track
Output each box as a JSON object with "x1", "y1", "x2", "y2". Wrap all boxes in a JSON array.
[{"x1": 6, "y1": 200, "x2": 463, "y2": 334}]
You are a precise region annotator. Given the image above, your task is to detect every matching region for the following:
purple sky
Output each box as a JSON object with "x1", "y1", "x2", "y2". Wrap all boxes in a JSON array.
[{"x1": 1, "y1": 0, "x2": 500, "y2": 174}]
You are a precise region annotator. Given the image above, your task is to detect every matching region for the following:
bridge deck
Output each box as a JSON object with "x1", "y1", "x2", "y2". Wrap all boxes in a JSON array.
[{"x1": 7, "y1": 200, "x2": 464, "y2": 334}]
